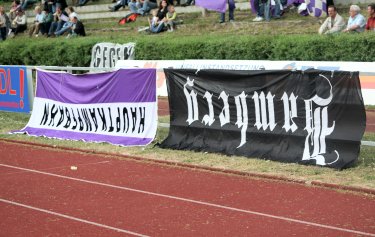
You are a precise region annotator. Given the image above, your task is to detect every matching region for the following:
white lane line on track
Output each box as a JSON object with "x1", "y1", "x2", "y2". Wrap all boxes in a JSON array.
[
  {"x1": 0, "y1": 198, "x2": 149, "y2": 237},
  {"x1": 1, "y1": 163, "x2": 375, "y2": 237},
  {"x1": 0, "y1": 161, "x2": 110, "y2": 176}
]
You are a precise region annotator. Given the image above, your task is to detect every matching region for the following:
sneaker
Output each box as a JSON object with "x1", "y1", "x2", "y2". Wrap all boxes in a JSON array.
[
  {"x1": 252, "y1": 16, "x2": 264, "y2": 22},
  {"x1": 229, "y1": 19, "x2": 234, "y2": 23},
  {"x1": 138, "y1": 26, "x2": 149, "y2": 32}
]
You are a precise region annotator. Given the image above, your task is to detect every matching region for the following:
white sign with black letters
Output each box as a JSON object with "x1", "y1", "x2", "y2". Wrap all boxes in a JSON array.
[{"x1": 90, "y1": 43, "x2": 136, "y2": 68}]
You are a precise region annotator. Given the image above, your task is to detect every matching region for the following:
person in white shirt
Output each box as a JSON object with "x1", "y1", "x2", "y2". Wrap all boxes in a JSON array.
[
  {"x1": 318, "y1": 5, "x2": 345, "y2": 34},
  {"x1": 11, "y1": 9, "x2": 27, "y2": 36}
]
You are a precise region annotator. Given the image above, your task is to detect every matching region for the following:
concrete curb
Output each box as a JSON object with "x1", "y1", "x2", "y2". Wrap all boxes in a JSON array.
[{"x1": 1, "y1": 138, "x2": 374, "y2": 196}]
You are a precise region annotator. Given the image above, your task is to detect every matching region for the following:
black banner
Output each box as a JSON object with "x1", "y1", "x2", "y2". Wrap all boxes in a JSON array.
[{"x1": 160, "y1": 69, "x2": 366, "y2": 169}]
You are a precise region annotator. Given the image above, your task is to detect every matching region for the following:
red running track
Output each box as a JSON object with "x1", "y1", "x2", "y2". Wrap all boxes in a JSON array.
[{"x1": 1, "y1": 140, "x2": 375, "y2": 237}]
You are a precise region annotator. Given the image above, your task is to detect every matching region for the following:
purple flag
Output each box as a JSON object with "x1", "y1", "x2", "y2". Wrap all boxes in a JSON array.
[
  {"x1": 196, "y1": 0, "x2": 227, "y2": 13},
  {"x1": 306, "y1": 0, "x2": 327, "y2": 17},
  {"x1": 14, "y1": 69, "x2": 158, "y2": 146}
]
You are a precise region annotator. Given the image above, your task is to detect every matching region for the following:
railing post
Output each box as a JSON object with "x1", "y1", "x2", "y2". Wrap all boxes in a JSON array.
[{"x1": 202, "y1": 8, "x2": 207, "y2": 17}]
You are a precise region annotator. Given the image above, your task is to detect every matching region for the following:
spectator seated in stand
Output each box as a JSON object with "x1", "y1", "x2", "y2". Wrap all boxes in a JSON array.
[
  {"x1": 28, "y1": 5, "x2": 45, "y2": 37},
  {"x1": 365, "y1": 3, "x2": 375, "y2": 31},
  {"x1": 166, "y1": 4, "x2": 182, "y2": 31},
  {"x1": 157, "y1": 0, "x2": 169, "y2": 20},
  {"x1": 318, "y1": 5, "x2": 345, "y2": 34},
  {"x1": 66, "y1": 16, "x2": 85, "y2": 38},
  {"x1": 39, "y1": 8, "x2": 53, "y2": 36},
  {"x1": 148, "y1": 8, "x2": 165, "y2": 33},
  {"x1": 129, "y1": 0, "x2": 158, "y2": 16},
  {"x1": 54, "y1": 6, "x2": 79, "y2": 36},
  {"x1": 9, "y1": 0, "x2": 21, "y2": 22},
  {"x1": 47, "y1": 6, "x2": 68, "y2": 37},
  {"x1": 10, "y1": 9, "x2": 27, "y2": 37},
  {"x1": 342, "y1": 4, "x2": 366, "y2": 33},
  {"x1": 108, "y1": 0, "x2": 128, "y2": 12}
]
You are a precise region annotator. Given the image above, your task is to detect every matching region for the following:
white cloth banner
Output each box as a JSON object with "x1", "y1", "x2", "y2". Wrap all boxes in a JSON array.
[{"x1": 90, "y1": 42, "x2": 136, "y2": 68}]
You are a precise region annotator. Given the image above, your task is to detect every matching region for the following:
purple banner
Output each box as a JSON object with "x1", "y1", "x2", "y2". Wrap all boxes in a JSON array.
[
  {"x1": 36, "y1": 69, "x2": 156, "y2": 103},
  {"x1": 14, "y1": 69, "x2": 158, "y2": 147},
  {"x1": 196, "y1": 0, "x2": 227, "y2": 13}
]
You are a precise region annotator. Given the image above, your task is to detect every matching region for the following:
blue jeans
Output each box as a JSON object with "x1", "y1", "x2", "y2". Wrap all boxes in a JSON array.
[
  {"x1": 253, "y1": 0, "x2": 264, "y2": 17},
  {"x1": 273, "y1": 0, "x2": 281, "y2": 18},
  {"x1": 55, "y1": 22, "x2": 73, "y2": 36},
  {"x1": 129, "y1": 0, "x2": 157, "y2": 15},
  {"x1": 49, "y1": 21, "x2": 65, "y2": 35},
  {"x1": 150, "y1": 22, "x2": 164, "y2": 33},
  {"x1": 0, "y1": 27, "x2": 6, "y2": 41},
  {"x1": 263, "y1": 0, "x2": 270, "y2": 21},
  {"x1": 112, "y1": 0, "x2": 128, "y2": 10},
  {"x1": 220, "y1": 0, "x2": 235, "y2": 22},
  {"x1": 21, "y1": 0, "x2": 36, "y2": 10}
]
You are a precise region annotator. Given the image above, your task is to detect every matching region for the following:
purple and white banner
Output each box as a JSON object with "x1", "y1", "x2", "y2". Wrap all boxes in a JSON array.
[
  {"x1": 196, "y1": 0, "x2": 227, "y2": 13},
  {"x1": 15, "y1": 69, "x2": 157, "y2": 146}
]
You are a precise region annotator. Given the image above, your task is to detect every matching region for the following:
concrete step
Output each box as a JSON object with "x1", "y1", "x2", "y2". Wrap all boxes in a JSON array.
[{"x1": 26, "y1": 2, "x2": 250, "y2": 23}]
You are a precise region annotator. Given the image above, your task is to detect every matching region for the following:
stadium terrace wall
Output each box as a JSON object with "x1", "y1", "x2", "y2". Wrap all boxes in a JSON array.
[
  {"x1": 339, "y1": 0, "x2": 374, "y2": 4},
  {"x1": 0, "y1": 34, "x2": 374, "y2": 66}
]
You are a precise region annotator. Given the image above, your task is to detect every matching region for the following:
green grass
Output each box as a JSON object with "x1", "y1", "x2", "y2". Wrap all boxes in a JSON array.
[{"x1": 1, "y1": 111, "x2": 375, "y2": 190}]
